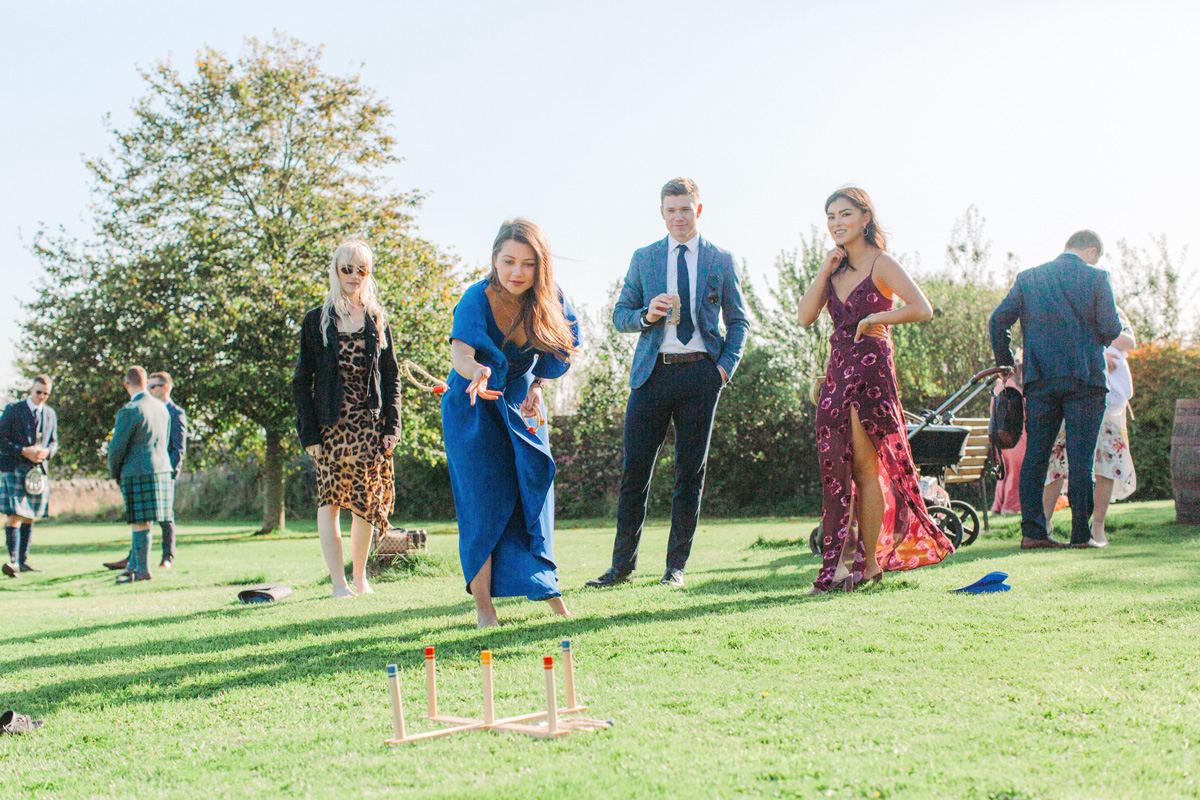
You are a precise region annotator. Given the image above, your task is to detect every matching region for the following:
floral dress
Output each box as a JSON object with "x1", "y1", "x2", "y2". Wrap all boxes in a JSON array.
[{"x1": 812, "y1": 262, "x2": 954, "y2": 591}]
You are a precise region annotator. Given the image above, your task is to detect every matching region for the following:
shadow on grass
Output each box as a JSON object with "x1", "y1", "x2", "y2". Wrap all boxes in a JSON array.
[
  {"x1": 6, "y1": 504, "x2": 1194, "y2": 719},
  {"x1": 3, "y1": 574, "x2": 857, "y2": 715}
]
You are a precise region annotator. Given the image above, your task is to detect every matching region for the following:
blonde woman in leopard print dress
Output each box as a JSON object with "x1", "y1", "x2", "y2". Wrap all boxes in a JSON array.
[{"x1": 292, "y1": 240, "x2": 401, "y2": 598}]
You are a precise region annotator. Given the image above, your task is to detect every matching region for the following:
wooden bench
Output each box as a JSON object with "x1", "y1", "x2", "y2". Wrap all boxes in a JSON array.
[{"x1": 943, "y1": 417, "x2": 994, "y2": 530}]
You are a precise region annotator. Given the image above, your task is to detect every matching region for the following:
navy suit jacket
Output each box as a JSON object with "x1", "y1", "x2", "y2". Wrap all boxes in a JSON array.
[
  {"x1": 166, "y1": 400, "x2": 188, "y2": 477},
  {"x1": 990, "y1": 252, "x2": 1122, "y2": 390},
  {"x1": 613, "y1": 235, "x2": 750, "y2": 389},
  {"x1": 0, "y1": 401, "x2": 57, "y2": 473}
]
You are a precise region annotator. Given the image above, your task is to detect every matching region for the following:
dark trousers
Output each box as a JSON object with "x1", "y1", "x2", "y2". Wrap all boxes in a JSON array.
[
  {"x1": 159, "y1": 520, "x2": 176, "y2": 560},
  {"x1": 611, "y1": 357, "x2": 723, "y2": 574},
  {"x1": 1019, "y1": 378, "x2": 1107, "y2": 544}
]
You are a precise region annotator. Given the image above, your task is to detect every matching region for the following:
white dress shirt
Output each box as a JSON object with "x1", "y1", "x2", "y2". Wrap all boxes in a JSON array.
[{"x1": 659, "y1": 234, "x2": 707, "y2": 354}]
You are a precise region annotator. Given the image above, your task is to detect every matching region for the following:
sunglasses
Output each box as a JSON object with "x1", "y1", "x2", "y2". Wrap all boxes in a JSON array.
[{"x1": 339, "y1": 265, "x2": 372, "y2": 277}]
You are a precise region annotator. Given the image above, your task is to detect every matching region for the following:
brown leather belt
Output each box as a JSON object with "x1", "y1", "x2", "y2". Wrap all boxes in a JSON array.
[{"x1": 657, "y1": 352, "x2": 708, "y2": 365}]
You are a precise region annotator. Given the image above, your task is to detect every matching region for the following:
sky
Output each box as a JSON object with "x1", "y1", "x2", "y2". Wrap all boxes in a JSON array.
[{"x1": 2, "y1": 0, "x2": 1197, "y2": 389}]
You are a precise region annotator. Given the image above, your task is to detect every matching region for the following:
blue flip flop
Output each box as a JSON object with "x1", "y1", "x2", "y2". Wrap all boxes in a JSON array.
[{"x1": 952, "y1": 571, "x2": 1011, "y2": 593}]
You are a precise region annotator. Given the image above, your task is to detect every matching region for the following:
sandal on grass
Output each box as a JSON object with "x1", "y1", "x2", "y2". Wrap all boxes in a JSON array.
[{"x1": 0, "y1": 709, "x2": 44, "y2": 735}]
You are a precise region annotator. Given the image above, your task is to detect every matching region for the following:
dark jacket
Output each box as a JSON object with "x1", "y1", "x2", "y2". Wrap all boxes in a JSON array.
[
  {"x1": 108, "y1": 392, "x2": 173, "y2": 480},
  {"x1": 166, "y1": 400, "x2": 188, "y2": 478},
  {"x1": 0, "y1": 401, "x2": 58, "y2": 473},
  {"x1": 990, "y1": 252, "x2": 1123, "y2": 390},
  {"x1": 291, "y1": 306, "x2": 401, "y2": 449}
]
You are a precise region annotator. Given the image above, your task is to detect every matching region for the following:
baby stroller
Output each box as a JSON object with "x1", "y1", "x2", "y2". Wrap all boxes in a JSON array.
[
  {"x1": 808, "y1": 366, "x2": 1011, "y2": 554},
  {"x1": 903, "y1": 366, "x2": 1012, "y2": 548}
]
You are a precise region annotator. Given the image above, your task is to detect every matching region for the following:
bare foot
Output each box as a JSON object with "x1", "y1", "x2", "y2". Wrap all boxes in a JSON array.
[
  {"x1": 476, "y1": 613, "x2": 500, "y2": 629},
  {"x1": 331, "y1": 585, "x2": 357, "y2": 599},
  {"x1": 1090, "y1": 526, "x2": 1108, "y2": 547},
  {"x1": 353, "y1": 579, "x2": 375, "y2": 595},
  {"x1": 546, "y1": 597, "x2": 572, "y2": 617}
]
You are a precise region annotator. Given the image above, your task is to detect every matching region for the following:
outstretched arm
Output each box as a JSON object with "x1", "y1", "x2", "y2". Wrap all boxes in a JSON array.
[{"x1": 450, "y1": 340, "x2": 503, "y2": 406}]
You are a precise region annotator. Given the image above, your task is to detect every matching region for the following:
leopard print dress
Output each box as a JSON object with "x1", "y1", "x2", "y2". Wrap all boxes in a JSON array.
[{"x1": 316, "y1": 330, "x2": 394, "y2": 529}]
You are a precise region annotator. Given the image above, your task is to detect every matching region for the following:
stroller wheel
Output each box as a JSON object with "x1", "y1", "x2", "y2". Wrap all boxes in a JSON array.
[
  {"x1": 951, "y1": 500, "x2": 980, "y2": 546},
  {"x1": 809, "y1": 526, "x2": 821, "y2": 555},
  {"x1": 926, "y1": 504, "x2": 963, "y2": 549}
]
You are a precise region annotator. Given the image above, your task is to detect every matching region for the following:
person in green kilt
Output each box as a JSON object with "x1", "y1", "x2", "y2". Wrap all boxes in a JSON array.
[{"x1": 107, "y1": 366, "x2": 174, "y2": 584}]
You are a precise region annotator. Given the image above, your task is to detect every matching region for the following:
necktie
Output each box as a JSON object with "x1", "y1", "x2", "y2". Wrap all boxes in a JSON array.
[{"x1": 676, "y1": 244, "x2": 695, "y2": 344}]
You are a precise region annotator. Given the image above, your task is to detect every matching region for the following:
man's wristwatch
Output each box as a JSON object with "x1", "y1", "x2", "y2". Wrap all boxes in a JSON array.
[
  {"x1": 640, "y1": 309, "x2": 654, "y2": 328},
  {"x1": 531, "y1": 378, "x2": 546, "y2": 390}
]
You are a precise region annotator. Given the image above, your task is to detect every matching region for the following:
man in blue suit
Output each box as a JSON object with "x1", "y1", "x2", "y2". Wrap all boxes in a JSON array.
[
  {"x1": 990, "y1": 230, "x2": 1123, "y2": 549},
  {"x1": 0, "y1": 375, "x2": 57, "y2": 577},
  {"x1": 587, "y1": 178, "x2": 750, "y2": 588}
]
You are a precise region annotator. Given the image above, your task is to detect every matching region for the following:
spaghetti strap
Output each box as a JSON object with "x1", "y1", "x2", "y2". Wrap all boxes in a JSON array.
[{"x1": 867, "y1": 251, "x2": 883, "y2": 276}]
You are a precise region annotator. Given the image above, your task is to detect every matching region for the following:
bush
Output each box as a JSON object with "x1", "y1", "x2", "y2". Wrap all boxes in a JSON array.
[{"x1": 1126, "y1": 341, "x2": 1200, "y2": 500}]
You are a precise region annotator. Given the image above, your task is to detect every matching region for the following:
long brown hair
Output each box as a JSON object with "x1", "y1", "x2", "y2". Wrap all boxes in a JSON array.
[
  {"x1": 825, "y1": 187, "x2": 887, "y2": 278},
  {"x1": 488, "y1": 219, "x2": 577, "y2": 356}
]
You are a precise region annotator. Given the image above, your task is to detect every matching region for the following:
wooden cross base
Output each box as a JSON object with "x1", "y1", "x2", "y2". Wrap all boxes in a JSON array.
[{"x1": 384, "y1": 641, "x2": 612, "y2": 744}]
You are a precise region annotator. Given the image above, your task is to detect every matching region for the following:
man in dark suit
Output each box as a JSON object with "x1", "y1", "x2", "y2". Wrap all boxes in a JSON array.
[
  {"x1": 586, "y1": 178, "x2": 750, "y2": 588},
  {"x1": 149, "y1": 372, "x2": 187, "y2": 568},
  {"x1": 0, "y1": 375, "x2": 58, "y2": 577},
  {"x1": 104, "y1": 371, "x2": 188, "y2": 572},
  {"x1": 107, "y1": 366, "x2": 174, "y2": 583},
  {"x1": 990, "y1": 230, "x2": 1123, "y2": 549}
]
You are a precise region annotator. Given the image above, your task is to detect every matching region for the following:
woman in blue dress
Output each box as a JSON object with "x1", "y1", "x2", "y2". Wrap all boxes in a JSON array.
[{"x1": 443, "y1": 218, "x2": 580, "y2": 628}]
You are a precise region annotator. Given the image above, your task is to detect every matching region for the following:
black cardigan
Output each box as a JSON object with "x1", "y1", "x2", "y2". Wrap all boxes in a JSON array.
[{"x1": 291, "y1": 306, "x2": 401, "y2": 449}]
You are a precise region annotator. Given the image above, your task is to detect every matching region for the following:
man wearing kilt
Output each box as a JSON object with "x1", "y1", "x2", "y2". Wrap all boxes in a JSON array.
[
  {"x1": 1, "y1": 376, "x2": 58, "y2": 578},
  {"x1": 107, "y1": 367, "x2": 174, "y2": 584}
]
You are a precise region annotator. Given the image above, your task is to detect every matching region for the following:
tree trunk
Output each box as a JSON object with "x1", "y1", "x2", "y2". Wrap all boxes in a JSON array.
[{"x1": 260, "y1": 427, "x2": 286, "y2": 534}]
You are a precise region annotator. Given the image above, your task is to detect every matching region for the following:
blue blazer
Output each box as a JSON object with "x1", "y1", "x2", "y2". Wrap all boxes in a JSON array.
[
  {"x1": 0, "y1": 401, "x2": 57, "y2": 473},
  {"x1": 166, "y1": 400, "x2": 188, "y2": 477},
  {"x1": 990, "y1": 252, "x2": 1123, "y2": 390},
  {"x1": 613, "y1": 235, "x2": 750, "y2": 389}
]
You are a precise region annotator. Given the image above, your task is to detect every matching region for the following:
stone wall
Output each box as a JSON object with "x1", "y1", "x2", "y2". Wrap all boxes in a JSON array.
[{"x1": 48, "y1": 477, "x2": 124, "y2": 517}]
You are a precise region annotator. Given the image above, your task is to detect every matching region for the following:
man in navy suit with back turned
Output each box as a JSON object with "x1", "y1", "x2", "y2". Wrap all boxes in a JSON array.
[
  {"x1": 586, "y1": 177, "x2": 750, "y2": 588},
  {"x1": 990, "y1": 230, "x2": 1123, "y2": 549}
]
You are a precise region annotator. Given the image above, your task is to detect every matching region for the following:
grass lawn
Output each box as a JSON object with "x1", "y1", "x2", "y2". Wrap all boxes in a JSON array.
[{"x1": 2, "y1": 501, "x2": 1198, "y2": 799}]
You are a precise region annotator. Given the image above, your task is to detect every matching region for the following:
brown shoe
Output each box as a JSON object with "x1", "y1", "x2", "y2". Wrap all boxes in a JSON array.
[
  {"x1": 1, "y1": 562, "x2": 17, "y2": 578},
  {"x1": 1021, "y1": 536, "x2": 1068, "y2": 550},
  {"x1": 115, "y1": 572, "x2": 152, "y2": 584},
  {"x1": 103, "y1": 558, "x2": 129, "y2": 571}
]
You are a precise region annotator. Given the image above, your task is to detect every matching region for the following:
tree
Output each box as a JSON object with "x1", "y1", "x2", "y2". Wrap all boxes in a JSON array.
[
  {"x1": 23, "y1": 34, "x2": 458, "y2": 532},
  {"x1": 742, "y1": 228, "x2": 832, "y2": 393},
  {"x1": 1110, "y1": 235, "x2": 1192, "y2": 344}
]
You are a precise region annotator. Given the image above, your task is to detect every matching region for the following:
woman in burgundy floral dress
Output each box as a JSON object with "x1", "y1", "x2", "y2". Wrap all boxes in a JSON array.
[{"x1": 797, "y1": 188, "x2": 954, "y2": 594}]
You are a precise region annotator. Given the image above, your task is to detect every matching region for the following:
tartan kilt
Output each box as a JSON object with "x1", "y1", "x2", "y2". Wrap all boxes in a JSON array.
[
  {"x1": 0, "y1": 470, "x2": 49, "y2": 519},
  {"x1": 121, "y1": 472, "x2": 175, "y2": 524}
]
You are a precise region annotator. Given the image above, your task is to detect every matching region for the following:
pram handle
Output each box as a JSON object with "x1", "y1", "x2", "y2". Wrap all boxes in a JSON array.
[{"x1": 971, "y1": 365, "x2": 1013, "y2": 383}]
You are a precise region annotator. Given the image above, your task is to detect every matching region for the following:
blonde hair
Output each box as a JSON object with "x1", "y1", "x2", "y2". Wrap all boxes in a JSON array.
[
  {"x1": 489, "y1": 219, "x2": 577, "y2": 357},
  {"x1": 320, "y1": 239, "x2": 388, "y2": 346}
]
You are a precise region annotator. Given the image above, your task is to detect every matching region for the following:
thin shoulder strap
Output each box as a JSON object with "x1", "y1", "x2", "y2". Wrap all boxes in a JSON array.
[{"x1": 868, "y1": 251, "x2": 883, "y2": 276}]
